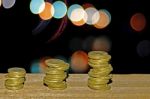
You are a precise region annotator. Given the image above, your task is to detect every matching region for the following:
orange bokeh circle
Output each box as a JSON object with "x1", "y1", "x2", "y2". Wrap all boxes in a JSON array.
[
  {"x1": 39, "y1": 2, "x2": 54, "y2": 20},
  {"x1": 94, "y1": 9, "x2": 111, "y2": 29},
  {"x1": 130, "y1": 13, "x2": 146, "y2": 32},
  {"x1": 71, "y1": 51, "x2": 89, "y2": 72}
]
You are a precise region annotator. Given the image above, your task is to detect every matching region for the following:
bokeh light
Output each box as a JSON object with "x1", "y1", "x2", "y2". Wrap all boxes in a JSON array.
[
  {"x1": 30, "y1": 0, "x2": 45, "y2": 14},
  {"x1": 130, "y1": 13, "x2": 146, "y2": 32},
  {"x1": 39, "y1": 2, "x2": 54, "y2": 20},
  {"x1": 69, "y1": 38, "x2": 83, "y2": 51},
  {"x1": 92, "y1": 36, "x2": 111, "y2": 52},
  {"x1": 84, "y1": 7, "x2": 100, "y2": 25},
  {"x1": 0, "y1": 0, "x2": 2, "y2": 7},
  {"x1": 71, "y1": 19, "x2": 86, "y2": 26},
  {"x1": 30, "y1": 60, "x2": 41, "y2": 73},
  {"x1": 69, "y1": 5, "x2": 85, "y2": 22},
  {"x1": 82, "y1": 36, "x2": 95, "y2": 51},
  {"x1": 70, "y1": 8, "x2": 85, "y2": 22},
  {"x1": 67, "y1": 4, "x2": 83, "y2": 22},
  {"x1": 2, "y1": 0, "x2": 16, "y2": 9},
  {"x1": 137, "y1": 40, "x2": 150, "y2": 57},
  {"x1": 39, "y1": 56, "x2": 51, "y2": 72},
  {"x1": 94, "y1": 9, "x2": 111, "y2": 29},
  {"x1": 71, "y1": 50, "x2": 89, "y2": 73},
  {"x1": 53, "y1": 1, "x2": 67, "y2": 19}
]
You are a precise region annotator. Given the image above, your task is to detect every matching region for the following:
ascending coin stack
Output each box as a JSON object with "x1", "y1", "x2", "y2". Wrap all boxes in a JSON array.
[
  {"x1": 43, "y1": 59, "x2": 69, "y2": 90},
  {"x1": 5, "y1": 67, "x2": 26, "y2": 90},
  {"x1": 88, "y1": 51, "x2": 113, "y2": 90}
]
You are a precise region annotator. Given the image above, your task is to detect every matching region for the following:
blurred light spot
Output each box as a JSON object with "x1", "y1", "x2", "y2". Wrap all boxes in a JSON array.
[
  {"x1": 137, "y1": 40, "x2": 150, "y2": 57},
  {"x1": 39, "y1": 56, "x2": 51, "y2": 72},
  {"x1": 39, "y1": 2, "x2": 54, "y2": 20},
  {"x1": 72, "y1": 19, "x2": 86, "y2": 26},
  {"x1": 70, "y1": 6, "x2": 85, "y2": 22},
  {"x1": 84, "y1": 7, "x2": 100, "y2": 25},
  {"x1": 30, "y1": 60, "x2": 41, "y2": 73},
  {"x1": 92, "y1": 36, "x2": 111, "y2": 52},
  {"x1": 2, "y1": 0, "x2": 16, "y2": 9},
  {"x1": 30, "y1": 0, "x2": 45, "y2": 14},
  {"x1": 71, "y1": 50, "x2": 89, "y2": 73},
  {"x1": 82, "y1": 36, "x2": 95, "y2": 51},
  {"x1": 130, "y1": 13, "x2": 146, "y2": 32},
  {"x1": 68, "y1": 4, "x2": 86, "y2": 26},
  {"x1": 94, "y1": 9, "x2": 111, "y2": 29},
  {"x1": 53, "y1": 1, "x2": 67, "y2": 19},
  {"x1": 0, "y1": 0, "x2": 2, "y2": 7},
  {"x1": 67, "y1": 4, "x2": 83, "y2": 21},
  {"x1": 69, "y1": 38, "x2": 83, "y2": 51},
  {"x1": 82, "y1": 3, "x2": 94, "y2": 9}
]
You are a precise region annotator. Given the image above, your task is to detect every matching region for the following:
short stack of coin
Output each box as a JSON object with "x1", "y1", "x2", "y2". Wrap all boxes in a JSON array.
[
  {"x1": 88, "y1": 51, "x2": 113, "y2": 90},
  {"x1": 43, "y1": 59, "x2": 69, "y2": 90},
  {"x1": 5, "y1": 67, "x2": 26, "y2": 90}
]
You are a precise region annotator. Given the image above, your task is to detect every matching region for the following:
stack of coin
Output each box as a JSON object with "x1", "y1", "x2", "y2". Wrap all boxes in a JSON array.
[
  {"x1": 5, "y1": 67, "x2": 26, "y2": 90},
  {"x1": 88, "y1": 51, "x2": 113, "y2": 90},
  {"x1": 43, "y1": 59, "x2": 69, "y2": 90}
]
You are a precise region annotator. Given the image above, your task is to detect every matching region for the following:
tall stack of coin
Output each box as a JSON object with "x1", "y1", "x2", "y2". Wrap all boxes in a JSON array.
[
  {"x1": 88, "y1": 51, "x2": 113, "y2": 90},
  {"x1": 5, "y1": 67, "x2": 26, "y2": 90},
  {"x1": 43, "y1": 59, "x2": 69, "y2": 90}
]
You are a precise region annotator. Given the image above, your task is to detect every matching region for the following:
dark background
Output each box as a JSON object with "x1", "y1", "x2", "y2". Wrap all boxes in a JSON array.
[{"x1": 0, "y1": 0, "x2": 150, "y2": 73}]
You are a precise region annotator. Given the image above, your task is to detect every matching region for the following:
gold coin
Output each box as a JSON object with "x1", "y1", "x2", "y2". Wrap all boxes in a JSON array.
[
  {"x1": 43, "y1": 76, "x2": 66, "y2": 85},
  {"x1": 8, "y1": 67, "x2": 26, "y2": 73},
  {"x1": 5, "y1": 84, "x2": 24, "y2": 90},
  {"x1": 88, "y1": 58, "x2": 110, "y2": 64},
  {"x1": 53, "y1": 63, "x2": 69, "y2": 70},
  {"x1": 5, "y1": 77, "x2": 25, "y2": 84},
  {"x1": 46, "y1": 63, "x2": 69, "y2": 71},
  {"x1": 43, "y1": 79, "x2": 61, "y2": 85},
  {"x1": 47, "y1": 63, "x2": 69, "y2": 70},
  {"x1": 88, "y1": 84, "x2": 111, "y2": 90},
  {"x1": 5, "y1": 82, "x2": 24, "y2": 87},
  {"x1": 88, "y1": 62, "x2": 110, "y2": 68},
  {"x1": 7, "y1": 73, "x2": 26, "y2": 78},
  {"x1": 44, "y1": 79, "x2": 62, "y2": 84},
  {"x1": 7, "y1": 67, "x2": 26, "y2": 78},
  {"x1": 88, "y1": 71, "x2": 111, "y2": 78},
  {"x1": 45, "y1": 73, "x2": 67, "y2": 80},
  {"x1": 45, "y1": 68, "x2": 65, "y2": 75},
  {"x1": 45, "y1": 59, "x2": 65, "y2": 67},
  {"x1": 88, "y1": 77, "x2": 109, "y2": 85},
  {"x1": 88, "y1": 68, "x2": 112, "y2": 77},
  {"x1": 47, "y1": 81, "x2": 67, "y2": 90},
  {"x1": 90, "y1": 64, "x2": 112, "y2": 71},
  {"x1": 88, "y1": 51, "x2": 111, "y2": 60}
]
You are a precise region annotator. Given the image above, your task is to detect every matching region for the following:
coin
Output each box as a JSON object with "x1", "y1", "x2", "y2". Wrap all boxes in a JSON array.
[
  {"x1": 5, "y1": 77, "x2": 25, "y2": 84},
  {"x1": 8, "y1": 67, "x2": 26, "y2": 73},
  {"x1": 45, "y1": 73, "x2": 67, "y2": 80},
  {"x1": 5, "y1": 84, "x2": 24, "y2": 90},
  {"x1": 88, "y1": 83, "x2": 111, "y2": 90},
  {"x1": 5, "y1": 67, "x2": 26, "y2": 90},
  {"x1": 88, "y1": 51, "x2": 111, "y2": 60},
  {"x1": 88, "y1": 77, "x2": 109, "y2": 85},
  {"x1": 87, "y1": 51, "x2": 112, "y2": 90},
  {"x1": 45, "y1": 59, "x2": 65, "y2": 67},
  {"x1": 47, "y1": 81, "x2": 67, "y2": 90}
]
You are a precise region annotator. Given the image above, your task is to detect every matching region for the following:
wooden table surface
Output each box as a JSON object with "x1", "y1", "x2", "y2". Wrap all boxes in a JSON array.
[{"x1": 0, "y1": 74, "x2": 150, "y2": 99}]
